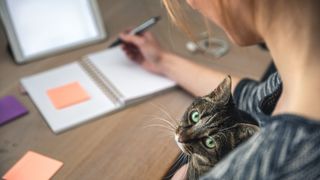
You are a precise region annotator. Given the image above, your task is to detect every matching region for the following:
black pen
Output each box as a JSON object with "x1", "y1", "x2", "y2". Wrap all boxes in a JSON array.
[{"x1": 108, "y1": 16, "x2": 161, "y2": 48}]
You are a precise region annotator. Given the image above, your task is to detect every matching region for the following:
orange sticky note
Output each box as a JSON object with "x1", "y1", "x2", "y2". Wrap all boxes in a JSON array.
[
  {"x1": 3, "y1": 151, "x2": 63, "y2": 180},
  {"x1": 47, "y1": 82, "x2": 90, "y2": 109}
]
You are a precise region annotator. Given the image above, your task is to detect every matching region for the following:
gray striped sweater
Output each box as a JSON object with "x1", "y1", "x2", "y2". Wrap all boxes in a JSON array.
[{"x1": 201, "y1": 73, "x2": 320, "y2": 180}]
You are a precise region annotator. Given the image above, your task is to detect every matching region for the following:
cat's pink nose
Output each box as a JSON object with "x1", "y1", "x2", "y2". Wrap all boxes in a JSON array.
[
  {"x1": 178, "y1": 137, "x2": 184, "y2": 143},
  {"x1": 176, "y1": 127, "x2": 191, "y2": 143},
  {"x1": 178, "y1": 135, "x2": 187, "y2": 143},
  {"x1": 175, "y1": 134, "x2": 185, "y2": 143}
]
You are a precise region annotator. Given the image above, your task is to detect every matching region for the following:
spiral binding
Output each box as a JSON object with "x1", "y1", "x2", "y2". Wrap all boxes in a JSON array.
[{"x1": 79, "y1": 57, "x2": 124, "y2": 106}]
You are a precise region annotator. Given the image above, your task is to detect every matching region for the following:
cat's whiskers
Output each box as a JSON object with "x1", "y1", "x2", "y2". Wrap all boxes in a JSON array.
[
  {"x1": 143, "y1": 124, "x2": 174, "y2": 131},
  {"x1": 150, "y1": 103, "x2": 179, "y2": 127},
  {"x1": 155, "y1": 132, "x2": 176, "y2": 140},
  {"x1": 141, "y1": 115, "x2": 179, "y2": 141},
  {"x1": 150, "y1": 117, "x2": 177, "y2": 130},
  {"x1": 144, "y1": 127, "x2": 175, "y2": 140},
  {"x1": 160, "y1": 133, "x2": 176, "y2": 139},
  {"x1": 143, "y1": 114, "x2": 177, "y2": 130}
]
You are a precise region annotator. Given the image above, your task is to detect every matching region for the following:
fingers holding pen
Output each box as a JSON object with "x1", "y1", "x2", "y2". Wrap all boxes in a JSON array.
[
  {"x1": 122, "y1": 45, "x2": 142, "y2": 63},
  {"x1": 121, "y1": 39, "x2": 144, "y2": 63},
  {"x1": 120, "y1": 32, "x2": 148, "y2": 63},
  {"x1": 120, "y1": 33, "x2": 146, "y2": 46}
]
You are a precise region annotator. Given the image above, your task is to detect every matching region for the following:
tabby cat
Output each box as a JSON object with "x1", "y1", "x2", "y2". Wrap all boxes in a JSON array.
[{"x1": 174, "y1": 76, "x2": 259, "y2": 180}]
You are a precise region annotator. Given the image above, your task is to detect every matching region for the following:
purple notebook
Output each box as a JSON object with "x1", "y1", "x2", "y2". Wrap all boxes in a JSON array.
[{"x1": 0, "y1": 96, "x2": 28, "y2": 125}]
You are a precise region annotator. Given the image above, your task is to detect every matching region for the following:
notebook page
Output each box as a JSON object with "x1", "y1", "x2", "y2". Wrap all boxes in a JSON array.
[
  {"x1": 21, "y1": 62, "x2": 119, "y2": 133},
  {"x1": 87, "y1": 47, "x2": 176, "y2": 103}
]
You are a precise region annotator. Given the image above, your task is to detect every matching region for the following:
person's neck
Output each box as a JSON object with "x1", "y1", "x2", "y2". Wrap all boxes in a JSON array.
[{"x1": 259, "y1": 1, "x2": 320, "y2": 120}]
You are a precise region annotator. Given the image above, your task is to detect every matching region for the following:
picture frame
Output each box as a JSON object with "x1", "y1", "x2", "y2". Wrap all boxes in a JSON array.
[{"x1": 0, "y1": 0, "x2": 107, "y2": 64}]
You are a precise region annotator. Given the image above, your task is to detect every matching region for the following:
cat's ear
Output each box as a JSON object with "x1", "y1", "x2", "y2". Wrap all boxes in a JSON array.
[{"x1": 207, "y1": 75, "x2": 232, "y2": 104}]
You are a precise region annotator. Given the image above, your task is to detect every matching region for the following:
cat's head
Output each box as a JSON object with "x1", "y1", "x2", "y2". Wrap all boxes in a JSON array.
[{"x1": 175, "y1": 76, "x2": 246, "y2": 166}]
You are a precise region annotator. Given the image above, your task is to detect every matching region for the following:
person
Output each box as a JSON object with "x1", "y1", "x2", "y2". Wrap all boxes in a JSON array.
[{"x1": 120, "y1": 0, "x2": 320, "y2": 179}]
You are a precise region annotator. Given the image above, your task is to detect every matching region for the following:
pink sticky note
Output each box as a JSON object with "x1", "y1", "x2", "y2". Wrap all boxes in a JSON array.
[
  {"x1": 3, "y1": 151, "x2": 63, "y2": 180},
  {"x1": 47, "y1": 82, "x2": 90, "y2": 109}
]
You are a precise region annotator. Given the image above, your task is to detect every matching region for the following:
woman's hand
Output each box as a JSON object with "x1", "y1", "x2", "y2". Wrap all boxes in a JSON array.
[
  {"x1": 120, "y1": 30, "x2": 239, "y2": 97},
  {"x1": 120, "y1": 32, "x2": 166, "y2": 75}
]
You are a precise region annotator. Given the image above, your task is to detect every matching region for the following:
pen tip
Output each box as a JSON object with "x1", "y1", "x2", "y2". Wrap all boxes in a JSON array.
[{"x1": 155, "y1": 16, "x2": 161, "y2": 21}]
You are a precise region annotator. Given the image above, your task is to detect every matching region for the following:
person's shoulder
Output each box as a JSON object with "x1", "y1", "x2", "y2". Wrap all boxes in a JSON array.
[
  {"x1": 201, "y1": 114, "x2": 320, "y2": 180},
  {"x1": 261, "y1": 114, "x2": 320, "y2": 179},
  {"x1": 265, "y1": 114, "x2": 320, "y2": 135},
  {"x1": 259, "y1": 114, "x2": 320, "y2": 156},
  {"x1": 233, "y1": 72, "x2": 282, "y2": 115}
]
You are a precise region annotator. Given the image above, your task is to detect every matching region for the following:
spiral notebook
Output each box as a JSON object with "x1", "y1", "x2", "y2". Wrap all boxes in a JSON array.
[{"x1": 21, "y1": 47, "x2": 176, "y2": 133}]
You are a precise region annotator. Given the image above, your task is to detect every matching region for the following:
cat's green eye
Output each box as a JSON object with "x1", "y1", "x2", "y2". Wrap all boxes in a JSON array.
[
  {"x1": 190, "y1": 111, "x2": 200, "y2": 123},
  {"x1": 205, "y1": 137, "x2": 216, "y2": 149}
]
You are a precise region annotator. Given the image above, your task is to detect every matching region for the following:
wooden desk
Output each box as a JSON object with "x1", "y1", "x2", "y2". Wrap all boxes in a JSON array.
[{"x1": 0, "y1": 0, "x2": 271, "y2": 179}]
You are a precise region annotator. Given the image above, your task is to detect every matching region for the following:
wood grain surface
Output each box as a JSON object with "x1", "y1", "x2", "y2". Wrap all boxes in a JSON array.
[{"x1": 0, "y1": 0, "x2": 271, "y2": 179}]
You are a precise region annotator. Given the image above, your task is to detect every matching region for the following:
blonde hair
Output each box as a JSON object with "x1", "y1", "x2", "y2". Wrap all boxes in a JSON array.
[
  {"x1": 162, "y1": 0, "x2": 216, "y2": 42},
  {"x1": 162, "y1": 0, "x2": 194, "y2": 38}
]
